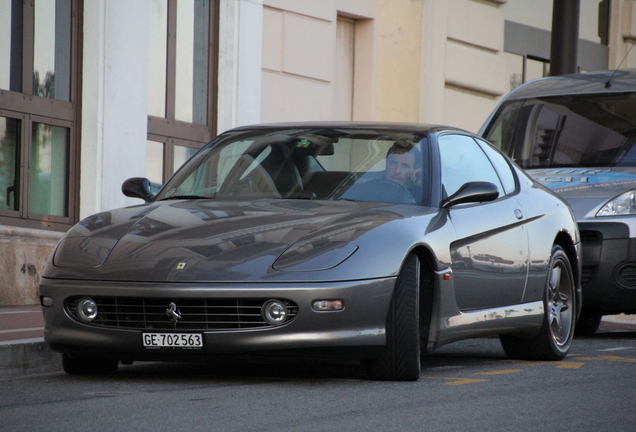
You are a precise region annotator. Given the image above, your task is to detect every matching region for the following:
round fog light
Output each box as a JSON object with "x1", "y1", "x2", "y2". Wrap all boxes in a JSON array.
[
  {"x1": 76, "y1": 297, "x2": 98, "y2": 322},
  {"x1": 262, "y1": 299, "x2": 287, "y2": 326}
]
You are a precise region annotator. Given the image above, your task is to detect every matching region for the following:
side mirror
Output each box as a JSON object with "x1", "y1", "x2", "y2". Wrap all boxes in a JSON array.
[
  {"x1": 122, "y1": 177, "x2": 155, "y2": 202},
  {"x1": 442, "y1": 182, "x2": 499, "y2": 208}
]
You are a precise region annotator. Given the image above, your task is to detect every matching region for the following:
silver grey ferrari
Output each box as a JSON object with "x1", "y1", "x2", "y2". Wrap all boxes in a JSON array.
[{"x1": 40, "y1": 122, "x2": 582, "y2": 381}]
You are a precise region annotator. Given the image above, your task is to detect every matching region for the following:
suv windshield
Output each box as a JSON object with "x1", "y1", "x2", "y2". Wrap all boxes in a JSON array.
[
  {"x1": 483, "y1": 92, "x2": 636, "y2": 169},
  {"x1": 156, "y1": 128, "x2": 428, "y2": 205}
]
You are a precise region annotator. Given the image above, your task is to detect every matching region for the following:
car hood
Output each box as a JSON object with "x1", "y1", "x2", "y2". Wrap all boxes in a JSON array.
[
  {"x1": 527, "y1": 167, "x2": 636, "y2": 219},
  {"x1": 44, "y1": 199, "x2": 437, "y2": 283}
]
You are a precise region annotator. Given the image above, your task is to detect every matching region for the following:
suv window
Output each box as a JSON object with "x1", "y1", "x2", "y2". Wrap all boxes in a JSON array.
[{"x1": 483, "y1": 93, "x2": 636, "y2": 169}]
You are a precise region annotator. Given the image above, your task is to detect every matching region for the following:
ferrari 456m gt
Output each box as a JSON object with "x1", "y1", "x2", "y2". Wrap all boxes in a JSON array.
[{"x1": 40, "y1": 122, "x2": 581, "y2": 381}]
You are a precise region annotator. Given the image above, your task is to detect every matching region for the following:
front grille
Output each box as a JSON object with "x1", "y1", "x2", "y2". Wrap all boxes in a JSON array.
[{"x1": 66, "y1": 297, "x2": 298, "y2": 330}]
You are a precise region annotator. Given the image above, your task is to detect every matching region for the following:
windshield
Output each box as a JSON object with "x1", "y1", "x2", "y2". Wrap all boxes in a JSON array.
[
  {"x1": 483, "y1": 92, "x2": 636, "y2": 169},
  {"x1": 156, "y1": 127, "x2": 429, "y2": 205}
]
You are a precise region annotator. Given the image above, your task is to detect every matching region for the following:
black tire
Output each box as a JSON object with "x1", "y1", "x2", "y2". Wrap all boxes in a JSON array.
[
  {"x1": 500, "y1": 245, "x2": 576, "y2": 360},
  {"x1": 575, "y1": 311, "x2": 602, "y2": 336},
  {"x1": 62, "y1": 353, "x2": 119, "y2": 375},
  {"x1": 368, "y1": 253, "x2": 421, "y2": 381}
]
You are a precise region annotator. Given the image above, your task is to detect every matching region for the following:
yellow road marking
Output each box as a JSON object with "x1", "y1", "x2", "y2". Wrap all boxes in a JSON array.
[
  {"x1": 421, "y1": 376, "x2": 488, "y2": 386},
  {"x1": 578, "y1": 355, "x2": 636, "y2": 363},
  {"x1": 556, "y1": 361, "x2": 584, "y2": 369},
  {"x1": 475, "y1": 369, "x2": 524, "y2": 376},
  {"x1": 421, "y1": 356, "x2": 634, "y2": 385},
  {"x1": 517, "y1": 361, "x2": 583, "y2": 368}
]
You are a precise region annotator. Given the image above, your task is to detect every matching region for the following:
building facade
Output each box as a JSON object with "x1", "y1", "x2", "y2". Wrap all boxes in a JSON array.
[{"x1": 1, "y1": 0, "x2": 635, "y2": 306}]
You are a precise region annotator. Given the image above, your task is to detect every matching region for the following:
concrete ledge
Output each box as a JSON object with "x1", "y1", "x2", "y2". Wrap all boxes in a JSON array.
[
  {"x1": 0, "y1": 341, "x2": 61, "y2": 378},
  {"x1": 603, "y1": 314, "x2": 636, "y2": 325},
  {"x1": 0, "y1": 225, "x2": 65, "y2": 241}
]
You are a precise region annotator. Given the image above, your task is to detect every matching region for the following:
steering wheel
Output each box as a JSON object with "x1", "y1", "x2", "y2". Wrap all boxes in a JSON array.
[
  {"x1": 341, "y1": 178, "x2": 416, "y2": 204},
  {"x1": 370, "y1": 178, "x2": 416, "y2": 204}
]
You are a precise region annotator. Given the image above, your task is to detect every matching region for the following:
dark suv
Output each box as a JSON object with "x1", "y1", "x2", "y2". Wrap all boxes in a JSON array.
[{"x1": 480, "y1": 69, "x2": 636, "y2": 333}]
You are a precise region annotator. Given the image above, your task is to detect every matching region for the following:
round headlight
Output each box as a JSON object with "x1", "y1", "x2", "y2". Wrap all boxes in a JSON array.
[
  {"x1": 261, "y1": 299, "x2": 288, "y2": 326},
  {"x1": 76, "y1": 297, "x2": 98, "y2": 322}
]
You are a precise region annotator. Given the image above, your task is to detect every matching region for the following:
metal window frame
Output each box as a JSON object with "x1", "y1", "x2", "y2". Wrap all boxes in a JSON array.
[
  {"x1": 0, "y1": 0, "x2": 82, "y2": 231},
  {"x1": 147, "y1": 0, "x2": 219, "y2": 183}
]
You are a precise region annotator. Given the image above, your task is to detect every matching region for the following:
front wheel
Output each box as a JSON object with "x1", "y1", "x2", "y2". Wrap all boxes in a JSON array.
[
  {"x1": 500, "y1": 245, "x2": 576, "y2": 360},
  {"x1": 368, "y1": 253, "x2": 421, "y2": 381}
]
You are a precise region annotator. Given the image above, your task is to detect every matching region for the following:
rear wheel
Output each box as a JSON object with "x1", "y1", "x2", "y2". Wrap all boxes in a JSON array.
[
  {"x1": 368, "y1": 253, "x2": 421, "y2": 381},
  {"x1": 62, "y1": 353, "x2": 119, "y2": 375},
  {"x1": 500, "y1": 245, "x2": 576, "y2": 360}
]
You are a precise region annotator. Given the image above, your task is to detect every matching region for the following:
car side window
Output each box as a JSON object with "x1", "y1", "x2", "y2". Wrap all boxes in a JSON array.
[
  {"x1": 474, "y1": 138, "x2": 517, "y2": 195},
  {"x1": 438, "y1": 134, "x2": 504, "y2": 199}
]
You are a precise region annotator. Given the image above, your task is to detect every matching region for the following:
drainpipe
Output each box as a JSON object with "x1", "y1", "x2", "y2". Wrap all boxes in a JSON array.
[{"x1": 549, "y1": 0, "x2": 580, "y2": 76}]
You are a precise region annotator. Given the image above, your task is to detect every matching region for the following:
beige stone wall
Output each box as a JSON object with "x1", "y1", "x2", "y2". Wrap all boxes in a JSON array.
[
  {"x1": 375, "y1": 0, "x2": 424, "y2": 123},
  {"x1": 610, "y1": 0, "x2": 636, "y2": 69},
  {"x1": 261, "y1": 5, "x2": 335, "y2": 122},
  {"x1": 374, "y1": 0, "x2": 508, "y2": 132},
  {"x1": 440, "y1": 0, "x2": 508, "y2": 132},
  {"x1": 261, "y1": 0, "x2": 379, "y2": 123},
  {"x1": 259, "y1": 0, "x2": 509, "y2": 131},
  {"x1": 0, "y1": 228, "x2": 62, "y2": 306}
]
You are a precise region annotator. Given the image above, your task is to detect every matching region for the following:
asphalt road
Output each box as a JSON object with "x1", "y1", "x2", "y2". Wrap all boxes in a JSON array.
[{"x1": 1, "y1": 321, "x2": 634, "y2": 432}]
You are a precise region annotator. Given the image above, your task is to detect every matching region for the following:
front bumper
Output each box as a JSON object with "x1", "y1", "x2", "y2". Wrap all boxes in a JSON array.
[
  {"x1": 579, "y1": 221, "x2": 636, "y2": 314},
  {"x1": 40, "y1": 278, "x2": 395, "y2": 361}
]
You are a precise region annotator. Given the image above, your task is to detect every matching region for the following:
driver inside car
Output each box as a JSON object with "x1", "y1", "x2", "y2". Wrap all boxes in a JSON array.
[
  {"x1": 340, "y1": 141, "x2": 422, "y2": 204},
  {"x1": 385, "y1": 144, "x2": 422, "y2": 189}
]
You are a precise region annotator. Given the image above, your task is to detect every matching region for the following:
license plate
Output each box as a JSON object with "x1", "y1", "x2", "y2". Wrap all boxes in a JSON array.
[{"x1": 142, "y1": 333, "x2": 203, "y2": 349}]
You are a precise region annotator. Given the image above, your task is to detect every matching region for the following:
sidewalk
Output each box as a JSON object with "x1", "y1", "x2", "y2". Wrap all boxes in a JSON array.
[
  {"x1": 0, "y1": 305, "x2": 61, "y2": 378},
  {"x1": 0, "y1": 305, "x2": 45, "y2": 344},
  {"x1": 0, "y1": 305, "x2": 634, "y2": 378}
]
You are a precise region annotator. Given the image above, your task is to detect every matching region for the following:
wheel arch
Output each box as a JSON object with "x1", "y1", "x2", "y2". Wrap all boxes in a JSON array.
[
  {"x1": 553, "y1": 231, "x2": 580, "y2": 288},
  {"x1": 408, "y1": 246, "x2": 437, "y2": 348},
  {"x1": 553, "y1": 230, "x2": 582, "y2": 318}
]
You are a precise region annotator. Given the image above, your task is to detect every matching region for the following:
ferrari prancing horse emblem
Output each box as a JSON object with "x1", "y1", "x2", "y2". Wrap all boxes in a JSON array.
[
  {"x1": 176, "y1": 262, "x2": 187, "y2": 270},
  {"x1": 166, "y1": 302, "x2": 181, "y2": 323}
]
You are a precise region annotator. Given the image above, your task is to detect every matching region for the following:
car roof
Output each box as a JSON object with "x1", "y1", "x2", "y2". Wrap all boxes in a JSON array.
[
  {"x1": 226, "y1": 121, "x2": 470, "y2": 135},
  {"x1": 502, "y1": 69, "x2": 636, "y2": 100}
]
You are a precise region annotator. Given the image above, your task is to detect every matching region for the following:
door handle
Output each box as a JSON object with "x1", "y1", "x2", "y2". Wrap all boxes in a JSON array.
[{"x1": 514, "y1": 209, "x2": 523, "y2": 220}]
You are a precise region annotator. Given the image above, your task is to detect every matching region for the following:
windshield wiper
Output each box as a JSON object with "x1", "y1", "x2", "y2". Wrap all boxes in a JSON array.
[
  {"x1": 159, "y1": 195, "x2": 212, "y2": 200},
  {"x1": 285, "y1": 191, "x2": 317, "y2": 200}
]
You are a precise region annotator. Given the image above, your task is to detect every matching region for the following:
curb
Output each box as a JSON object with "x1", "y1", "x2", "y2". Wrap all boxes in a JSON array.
[{"x1": 0, "y1": 340, "x2": 61, "y2": 379}]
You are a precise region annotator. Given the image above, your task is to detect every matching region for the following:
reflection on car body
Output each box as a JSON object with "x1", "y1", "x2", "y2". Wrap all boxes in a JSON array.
[
  {"x1": 480, "y1": 69, "x2": 636, "y2": 334},
  {"x1": 41, "y1": 122, "x2": 581, "y2": 380}
]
